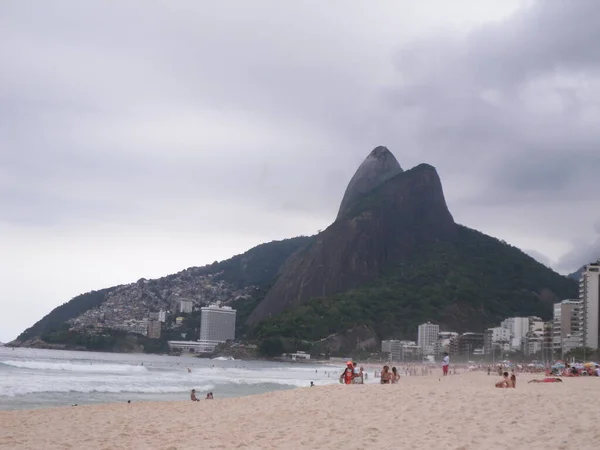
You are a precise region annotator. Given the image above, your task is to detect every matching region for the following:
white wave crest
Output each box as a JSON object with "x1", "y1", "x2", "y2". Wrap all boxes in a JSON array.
[
  {"x1": 1, "y1": 360, "x2": 149, "y2": 374},
  {"x1": 1, "y1": 383, "x2": 215, "y2": 397}
]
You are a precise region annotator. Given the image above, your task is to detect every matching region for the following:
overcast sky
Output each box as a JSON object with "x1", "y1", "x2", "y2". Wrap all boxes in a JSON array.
[{"x1": 2, "y1": 0, "x2": 600, "y2": 342}]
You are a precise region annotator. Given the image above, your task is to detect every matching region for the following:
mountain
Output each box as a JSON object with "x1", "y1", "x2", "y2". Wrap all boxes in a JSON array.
[
  {"x1": 247, "y1": 162, "x2": 455, "y2": 325},
  {"x1": 14, "y1": 236, "x2": 312, "y2": 344},
  {"x1": 249, "y1": 148, "x2": 578, "y2": 345},
  {"x1": 336, "y1": 146, "x2": 403, "y2": 220},
  {"x1": 568, "y1": 266, "x2": 584, "y2": 281},
  {"x1": 15, "y1": 146, "x2": 578, "y2": 354}
]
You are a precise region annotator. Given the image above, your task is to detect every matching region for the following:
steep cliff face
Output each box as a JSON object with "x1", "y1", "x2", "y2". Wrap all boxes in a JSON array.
[
  {"x1": 336, "y1": 146, "x2": 403, "y2": 220},
  {"x1": 247, "y1": 163, "x2": 456, "y2": 325}
]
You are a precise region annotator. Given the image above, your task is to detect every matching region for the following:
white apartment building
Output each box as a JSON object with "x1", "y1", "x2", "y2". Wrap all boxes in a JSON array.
[
  {"x1": 484, "y1": 326, "x2": 511, "y2": 354},
  {"x1": 525, "y1": 318, "x2": 545, "y2": 356},
  {"x1": 417, "y1": 322, "x2": 439, "y2": 355},
  {"x1": 179, "y1": 300, "x2": 194, "y2": 314},
  {"x1": 552, "y1": 299, "x2": 583, "y2": 356},
  {"x1": 158, "y1": 310, "x2": 167, "y2": 323},
  {"x1": 581, "y1": 260, "x2": 600, "y2": 349},
  {"x1": 199, "y1": 304, "x2": 236, "y2": 351},
  {"x1": 501, "y1": 317, "x2": 530, "y2": 351}
]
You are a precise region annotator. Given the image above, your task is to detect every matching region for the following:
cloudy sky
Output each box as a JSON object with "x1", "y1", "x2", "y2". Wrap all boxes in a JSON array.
[{"x1": 2, "y1": 0, "x2": 600, "y2": 342}]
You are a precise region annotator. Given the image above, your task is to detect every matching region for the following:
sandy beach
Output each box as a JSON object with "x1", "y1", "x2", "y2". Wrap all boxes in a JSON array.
[{"x1": 1, "y1": 372, "x2": 599, "y2": 450}]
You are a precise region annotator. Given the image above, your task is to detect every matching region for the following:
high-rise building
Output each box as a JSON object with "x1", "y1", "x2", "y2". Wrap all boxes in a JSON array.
[
  {"x1": 158, "y1": 310, "x2": 167, "y2": 323},
  {"x1": 199, "y1": 304, "x2": 236, "y2": 345},
  {"x1": 501, "y1": 317, "x2": 530, "y2": 351},
  {"x1": 582, "y1": 260, "x2": 600, "y2": 349},
  {"x1": 552, "y1": 299, "x2": 583, "y2": 356},
  {"x1": 525, "y1": 317, "x2": 545, "y2": 356},
  {"x1": 147, "y1": 320, "x2": 162, "y2": 339},
  {"x1": 179, "y1": 300, "x2": 194, "y2": 314},
  {"x1": 381, "y1": 340, "x2": 420, "y2": 361},
  {"x1": 483, "y1": 327, "x2": 511, "y2": 355},
  {"x1": 417, "y1": 322, "x2": 439, "y2": 355},
  {"x1": 449, "y1": 333, "x2": 484, "y2": 358}
]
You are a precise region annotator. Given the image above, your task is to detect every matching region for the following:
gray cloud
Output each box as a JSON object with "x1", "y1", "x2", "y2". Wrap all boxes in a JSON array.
[{"x1": 380, "y1": 0, "x2": 600, "y2": 269}]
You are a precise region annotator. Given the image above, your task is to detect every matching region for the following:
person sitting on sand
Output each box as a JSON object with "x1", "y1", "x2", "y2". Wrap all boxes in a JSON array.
[
  {"x1": 495, "y1": 372, "x2": 514, "y2": 388},
  {"x1": 528, "y1": 378, "x2": 563, "y2": 383},
  {"x1": 190, "y1": 389, "x2": 200, "y2": 401},
  {"x1": 380, "y1": 365, "x2": 391, "y2": 384},
  {"x1": 205, "y1": 392, "x2": 214, "y2": 399}
]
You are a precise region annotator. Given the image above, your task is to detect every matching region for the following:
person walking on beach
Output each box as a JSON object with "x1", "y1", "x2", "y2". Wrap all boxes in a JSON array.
[
  {"x1": 380, "y1": 366, "x2": 392, "y2": 384},
  {"x1": 340, "y1": 361, "x2": 355, "y2": 385},
  {"x1": 442, "y1": 353, "x2": 450, "y2": 376},
  {"x1": 391, "y1": 367, "x2": 400, "y2": 383}
]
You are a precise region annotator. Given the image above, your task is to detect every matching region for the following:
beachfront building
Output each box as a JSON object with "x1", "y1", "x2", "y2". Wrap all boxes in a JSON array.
[
  {"x1": 417, "y1": 322, "x2": 439, "y2": 355},
  {"x1": 382, "y1": 340, "x2": 420, "y2": 361},
  {"x1": 436, "y1": 332, "x2": 458, "y2": 355},
  {"x1": 581, "y1": 260, "x2": 600, "y2": 349},
  {"x1": 501, "y1": 317, "x2": 530, "y2": 352},
  {"x1": 450, "y1": 333, "x2": 484, "y2": 359},
  {"x1": 525, "y1": 318, "x2": 545, "y2": 356},
  {"x1": 552, "y1": 300, "x2": 583, "y2": 357},
  {"x1": 179, "y1": 300, "x2": 194, "y2": 314},
  {"x1": 483, "y1": 327, "x2": 511, "y2": 355},
  {"x1": 198, "y1": 304, "x2": 236, "y2": 352}
]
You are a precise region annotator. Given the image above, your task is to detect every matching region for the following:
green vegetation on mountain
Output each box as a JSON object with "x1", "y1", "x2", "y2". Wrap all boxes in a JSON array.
[
  {"x1": 17, "y1": 288, "x2": 117, "y2": 343},
  {"x1": 253, "y1": 226, "x2": 578, "y2": 344},
  {"x1": 202, "y1": 236, "x2": 314, "y2": 287},
  {"x1": 14, "y1": 237, "x2": 313, "y2": 344}
]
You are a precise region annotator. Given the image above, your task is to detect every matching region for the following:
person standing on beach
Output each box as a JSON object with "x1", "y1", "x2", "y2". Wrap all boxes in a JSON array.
[
  {"x1": 442, "y1": 353, "x2": 450, "y2": 376},
  {"x1": 340, "y1": 361, "x2": 355, "y2": 384}
]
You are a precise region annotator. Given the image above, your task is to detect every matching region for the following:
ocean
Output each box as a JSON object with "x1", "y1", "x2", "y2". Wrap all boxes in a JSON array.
[{"x1": 0, "y1": 347, "x2": 342, "y2": 410}]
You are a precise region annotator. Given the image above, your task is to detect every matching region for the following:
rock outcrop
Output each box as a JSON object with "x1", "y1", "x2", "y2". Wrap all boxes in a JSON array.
[
  {"x1": 247, "y1": 161, "x2": 456, "y2": 325},
  {"x1": 336, "y1": 146, "x2": 403, "y2": 220}
]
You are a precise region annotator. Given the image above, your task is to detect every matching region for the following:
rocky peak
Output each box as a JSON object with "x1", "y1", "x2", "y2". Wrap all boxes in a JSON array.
[
  {"x1": 336, "y1": 146, "x2": 403, "y2": 220},
  {"x1": 247, "y1": 161, "x2": 456, "y2": 326}
]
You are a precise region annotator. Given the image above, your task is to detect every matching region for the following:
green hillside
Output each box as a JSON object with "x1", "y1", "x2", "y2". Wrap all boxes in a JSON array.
[{"x1": 253, "y1": 226, "x2": 578, "y2": 344}]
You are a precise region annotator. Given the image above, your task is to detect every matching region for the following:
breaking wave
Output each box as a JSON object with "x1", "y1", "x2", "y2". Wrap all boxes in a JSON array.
[{"x1": 0, "y1": 360, "x2": 149, "y2": 374}]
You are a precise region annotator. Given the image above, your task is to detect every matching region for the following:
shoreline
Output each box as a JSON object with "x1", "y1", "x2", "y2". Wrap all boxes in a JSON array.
[{"x1": 2, "y1": 372, "x2": 599, "y2": 449}]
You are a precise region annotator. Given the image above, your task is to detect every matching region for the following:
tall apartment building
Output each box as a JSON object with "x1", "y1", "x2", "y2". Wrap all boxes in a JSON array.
[
  {"x1": 501, "y1": 317, "x2": 530, "y2": 351},
  {"x1": 525, "y1": 318, "x2": 545, "y2": 356},
  {"x1": 552, "y1": 299, "x2": 583, "y2": 356},
  {"x1": 449, "y1": 333, "x2": 484, "y2": 358},
  {"x1": 147, "y1": 320, "x2": 162, "y2": 339},
  {"x1": 199, "y1": 304, "x2": 236, "y2": 347},
  {"x1": 381, "y1": 340, "x2": 420, "y2": 361},
  {"x1": 582, "y1": 260, "x2": 600, "y2": 349},
  {"x1": 417, "y1": 322, "x2": 439, "y2": 355},
  {"x1": 179, "y1": 300, "x2": 194, "y2": 314},
  {"x1": 484, "y1": 326, "x2": 511, "y2": 355}
]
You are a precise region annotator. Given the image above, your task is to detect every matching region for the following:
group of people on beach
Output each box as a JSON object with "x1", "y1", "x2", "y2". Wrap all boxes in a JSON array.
[{"x1": 190, "y1": 389, "x2": 213, "y2": 401}]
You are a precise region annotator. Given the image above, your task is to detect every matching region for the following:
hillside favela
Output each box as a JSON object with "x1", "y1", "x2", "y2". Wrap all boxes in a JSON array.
[{"x1": 2, "y1": 1, "x2": 600, "y2": 449}]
